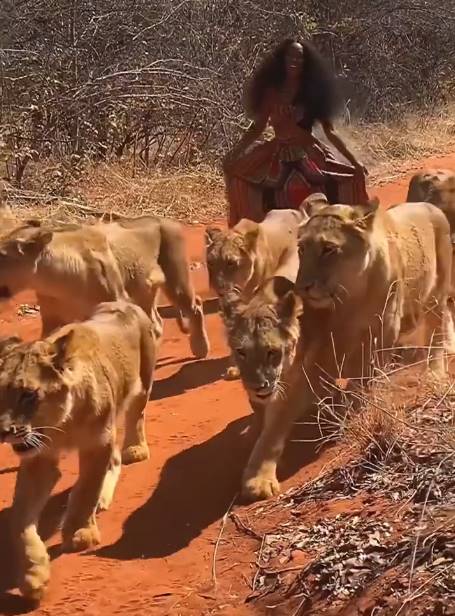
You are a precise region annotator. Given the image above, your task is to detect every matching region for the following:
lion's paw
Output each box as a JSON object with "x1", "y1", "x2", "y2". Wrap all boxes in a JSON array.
[
  {"x1": 20, "y1": 565, "x2": 50, "y2": 604},
  {"x1": 62, "y1": 525, "x2": 101, "y2": 553},
  {"x1": 19, "y1": 548, "x2": 50, "y2": 604},
  {"x1": 189, "y1": 303, "x2": 210, "y2": 359},
  {"x1": 189, "y1": 331, "x2": 210, "y2": 359},
  {"x1": 121, "y1": 444, "x2": 150, "y2": 465},
  {"x1": 224, "y1": 365, "x2": 240, "y2": 381},
  {"x1": 241, "y1": 475, "x2": 281, "y2": 502}
]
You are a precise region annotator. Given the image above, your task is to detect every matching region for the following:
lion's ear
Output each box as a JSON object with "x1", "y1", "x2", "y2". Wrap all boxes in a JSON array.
[
  {"x1": 351, "y1": 197, "x2": 380, "y2": 231},
  {"x1": 51, "y1": 330, "x2": 75, "y2": 371},
  {"x1": 277, "y1": 290, "x2": 302, "y2": 323},
  {"x1": 242, "y1": 226, "x2": 260, "y2": 252},
  {"x1": 205, "y1": 226, "x2": 223, "y2": 249},
  {"x1": 301, "y1": 192, "x2": 329, "y2": 218},
  {"x1": 271, "y1": 276, "x2": 295, "y2": 299},
  {"x1": 11, "y1": 227, "x2": 53, "y2": 257}
]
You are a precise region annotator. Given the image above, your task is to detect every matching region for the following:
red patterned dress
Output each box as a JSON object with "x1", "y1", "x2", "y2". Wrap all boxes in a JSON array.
[{"x1": 225, "y1": 90, "x2": 369, "y2": 226}]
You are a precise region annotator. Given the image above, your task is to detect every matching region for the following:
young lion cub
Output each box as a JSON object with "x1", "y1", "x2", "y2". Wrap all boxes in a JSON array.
[
  {"x1": 0, "y1": 301, "x2": 157, "y2": 604},
  {"x1": 206, "y1": 208, "x2": 307, "y2": 378},
  {"x1": 220, "y1": 279, "x2": 302, "y2": 426}
]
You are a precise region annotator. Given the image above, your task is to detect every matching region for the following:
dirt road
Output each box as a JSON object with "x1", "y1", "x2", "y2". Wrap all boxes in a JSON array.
[{"x1": 0, "y1": 155, "x2": 454, "y2": 616}]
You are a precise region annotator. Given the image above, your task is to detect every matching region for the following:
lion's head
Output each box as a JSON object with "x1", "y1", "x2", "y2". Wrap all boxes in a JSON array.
[
  {"x1": 205, "y1": 222, "x2": 260, "y2": 295},
  {"x1": 296, "y1": 194, "x2": 380, "y2": 309},
  {"x1": 0, "y1": 332, "x2": 73, "y2": 457},
  {"x1": 220, "y1": 280, "x2": 302, "y2": 404},
  {"x1": 0, "y1": 221, "x2": 53, "y2": 298},
  {"x1": 407, "y1": 169, "x2": 455, "y2": 241}
]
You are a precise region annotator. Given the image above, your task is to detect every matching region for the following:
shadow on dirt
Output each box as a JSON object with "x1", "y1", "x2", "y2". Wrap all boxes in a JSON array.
[
  {"x1": 97, "y1": 417, "x2": 322, "y2": 561},
  {"x1": 0, "y1": 488, "x2": 69, "y2": 613},
  {"x1": 151, "y1": 356, "x2": 229, "y2": 401}
]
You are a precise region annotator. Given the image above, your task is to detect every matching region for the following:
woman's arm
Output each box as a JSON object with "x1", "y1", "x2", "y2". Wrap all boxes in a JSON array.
[
  {"x1": 225, "y1": 116, "x2": 267, "y2": 163},
  {"x1": 321, "y1": 120, "x2": 368, "y2": 174}
]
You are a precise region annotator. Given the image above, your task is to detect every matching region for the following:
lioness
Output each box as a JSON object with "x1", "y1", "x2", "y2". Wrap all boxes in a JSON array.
[
  {"x1": 407, "y1": 169, "x2": 455, "y2": 238},
  {"x1": 206, "y1": 208, "x2": 306, "y2": 378},
  {"x1": 0, "y1": 215, "x2": 210, "y2": 358},
  {"x1": 242, "y1": 193, "x2": 455, "y2": 502},
  {"x1": 0, "y1": 301, "x2": 157, "y2": 603},
  {"x1": 205, "y1": 208, "x2": 307, "y2": 298},
  {"x1": 220, "y1": 280, "x2": 302, "y2": 424}
]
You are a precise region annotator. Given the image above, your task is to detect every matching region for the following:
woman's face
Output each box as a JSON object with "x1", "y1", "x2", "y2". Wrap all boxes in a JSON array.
[{"x1": 284, "y1": 42, "x2": 304, "y2": 77}]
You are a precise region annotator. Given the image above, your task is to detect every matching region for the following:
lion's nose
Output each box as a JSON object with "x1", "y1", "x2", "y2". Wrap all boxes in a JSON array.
[
  {"x1": 297, "y1": 280, "x2": 316, "y2": 294},
  {"x1": 253, "y1": 379, "x2": 271, "y2": 392},
  {"x1": 0, "y1": 424, "x2": 14, "y2": 443}
]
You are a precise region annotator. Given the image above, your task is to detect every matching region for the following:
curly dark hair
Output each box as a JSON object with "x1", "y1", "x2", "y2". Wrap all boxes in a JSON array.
[{"x1": 244, "y1": 38, "x2": 342, "y2": 127}]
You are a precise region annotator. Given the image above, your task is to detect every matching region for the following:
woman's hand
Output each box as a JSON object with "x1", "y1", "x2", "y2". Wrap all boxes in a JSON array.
[
  {"x1": 321, "y1": 121, "x2": 369, "y2": 176},
  {"x1": 308, "y1": 143, "x2": 326, "y2": 166},
  {"x1": 353, "y1": 161, "x2": 369, "y2": 176},
  {"x1": 223, "y1": 117, "x2": 267, "y2": 173}
]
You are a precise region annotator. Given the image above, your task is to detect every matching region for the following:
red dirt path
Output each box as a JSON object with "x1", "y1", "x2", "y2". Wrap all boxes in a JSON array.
[{"x1": 0, "y1": 154, "x2": 454, "y2": 616}]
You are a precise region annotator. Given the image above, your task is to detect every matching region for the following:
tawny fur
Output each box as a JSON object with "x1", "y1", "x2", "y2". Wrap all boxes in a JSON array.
[
  {"x1": 0, "y1": 301, "x2": 157, "y2": 603},
  {"x1": 205, "y1": 207, "x2": 307, "y2": 379},
  {"x1": 220, "y1": 281, "x2": 302, "y2": 425},
  {"x1": 407, "y1": 168, "x2": 455, "y2": 297},
  {"x1": 0, "y1": 215, "x2": 209, "y2": 358},
  {"x1": 242, "y1": 194, "x2": 455, "y2": 503},
  {"x1": 407, "y1": 169, "x2": 455, "y2": 237}
]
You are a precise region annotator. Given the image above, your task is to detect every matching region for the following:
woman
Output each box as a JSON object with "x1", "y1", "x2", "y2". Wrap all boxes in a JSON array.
[{"x1": 224, "y1": 39, "x2": 369, "y2": 226}]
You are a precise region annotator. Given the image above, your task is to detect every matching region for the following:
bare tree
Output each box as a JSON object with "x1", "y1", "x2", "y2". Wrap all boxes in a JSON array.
[{"x1": 0, "y1": 0, "x2": 453, "y2": 184}]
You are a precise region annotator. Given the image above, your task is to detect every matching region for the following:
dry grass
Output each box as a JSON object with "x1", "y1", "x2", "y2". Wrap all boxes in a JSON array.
[
  {"x1": 2, "y1": 105, "x2": 454, "y2": 225},
  {"x1": 337, "y1": 104, "x2": 455, "y2": 184},
  {"x1": 232, "y1": 358, "x2": 455, "y2": 614},
  {"x1": 78, "y1": 162, "x2": 226, "y2": 223},
  {"x1": 3, "y1": 162, "x2": 226, "y2": 225}
]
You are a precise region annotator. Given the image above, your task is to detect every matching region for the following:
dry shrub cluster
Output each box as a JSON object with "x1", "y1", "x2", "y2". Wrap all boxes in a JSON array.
[
  {"x1": 1, "y1": 0, "x2": 454, "y2": 192},
  {"x1": 4, "y1": 101, "x2": 454, "y2": 225},
  {"x1": 231, "y1": 364, "x2": 455, "y2": 614}
]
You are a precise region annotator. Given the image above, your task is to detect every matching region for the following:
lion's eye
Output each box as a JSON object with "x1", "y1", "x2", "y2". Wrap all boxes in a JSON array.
[
  {"x1": 322, "y1": 243, "x2": 338, "y2": 257},
  {"x1": 20, "y1": 389, "x2": 38, "y2": 407},
  {"x1": 267, "y1": 349, "x2": 281, "y2": 363},
  {"x1": 235, "y1": 348, "x2": 246, "y2": 359}
]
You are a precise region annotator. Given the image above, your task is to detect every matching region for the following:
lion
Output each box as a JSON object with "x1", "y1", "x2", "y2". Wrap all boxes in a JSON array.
[
  {"x1": 241, "y1": 193, "x2": 455, "y2": 502},
  {"x1": 0, "y1": 300, "x2": 157, "y2": 603},
  {"x1": 407, "y1": 168, "x2": 455, "y2": 303},
  {"x1": 0, "y1": 215, "x2": 210, "y2": 358},
  {"x1": 407, "y1": 169, "x2": 455, "y2": 239},
  {"x1": 220, "y1": 279, "x2": 302, "y2": 427},
  {"x1": 205, "y1": 208, "x2": 307, "y2": 378}
]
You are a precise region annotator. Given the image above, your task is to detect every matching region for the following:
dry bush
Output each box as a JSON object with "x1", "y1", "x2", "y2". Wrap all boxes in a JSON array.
[
  {"x1": 4, "y1": 101, "x2": 454, "y2": 225},
  {"x1": 3, "y1": 161, "x2": 226, "y2": 224},
  {"x1": 1, "y1": 0, "x2": 454, "y2": 190},
  {"x1": 235, "y1": 360, "x2": 455, "y2": 613},
  {"x1": 77, "y1": 162, "x2": 225, "y2": 223}
]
